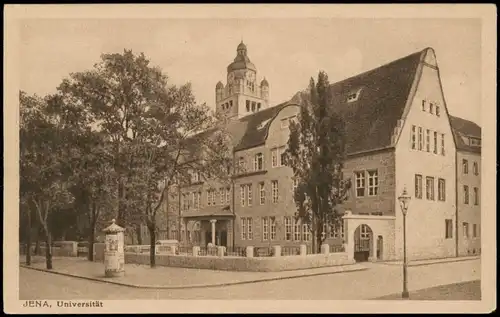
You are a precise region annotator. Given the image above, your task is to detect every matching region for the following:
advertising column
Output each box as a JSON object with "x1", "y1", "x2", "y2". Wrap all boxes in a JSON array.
[{"x1": 103, "y1": 219, "x2": 125, "y2": 277}]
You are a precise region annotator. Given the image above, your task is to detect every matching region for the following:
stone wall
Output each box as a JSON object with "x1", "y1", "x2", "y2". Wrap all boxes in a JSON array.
[{"x1": 123, "y1": 252, "x2": 353, "y2": 272}]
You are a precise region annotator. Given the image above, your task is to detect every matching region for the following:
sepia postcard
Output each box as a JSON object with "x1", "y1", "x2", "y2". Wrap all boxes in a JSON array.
[{"x1": 4, "y1": 4, "x2": 497, "y2": 314}]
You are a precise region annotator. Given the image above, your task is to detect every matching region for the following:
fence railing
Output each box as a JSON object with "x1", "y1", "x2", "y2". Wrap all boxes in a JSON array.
[
  {"x1": 224, "y1": 246, "x2": 246, "y2": 257},
  {"x1": 176, "y1": 246, "x2": 193, "y2": 256},
  {"x1": 198, "y1": 246, "x2": 218, "y2": 256},
  {"x1": 254, "y1": 247, "x2": 274, "y2": 257},
  {"x1": 281, "y1": 246, "x2": 301, "y2": 256}
]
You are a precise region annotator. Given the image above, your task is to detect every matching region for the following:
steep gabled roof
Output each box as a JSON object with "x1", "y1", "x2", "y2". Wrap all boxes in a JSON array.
[
  {"x1": 449, "y1": 115, "x2": 482, "y2": 153},
  {"x1": 233, "y1": 102, "x2": 292, "y2": 151},
  {"x1": 292, "y1": 49, "x2": 425, "y2": 155}
]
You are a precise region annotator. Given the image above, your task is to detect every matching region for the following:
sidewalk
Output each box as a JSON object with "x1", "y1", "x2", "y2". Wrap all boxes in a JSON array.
[
  {"x1": 20, "y1": 256, "x2": 367, "y2": 289},
  {"x1": 375, "y1": 255, "x2": 480, "y2": 267}
]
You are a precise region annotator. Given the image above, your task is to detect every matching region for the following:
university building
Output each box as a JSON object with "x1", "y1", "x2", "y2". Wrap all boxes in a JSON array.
[{"x1": 160, "y1": 42, "x2": 481, "y2": 262}]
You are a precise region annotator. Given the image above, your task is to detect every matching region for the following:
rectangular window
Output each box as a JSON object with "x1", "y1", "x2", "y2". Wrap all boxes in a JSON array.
[
  {"x1": 426, "y1": 129, "x2": 431, "y2": 152},
  {"x1": 426, "y1": 176, "x2": 435, "y2": 200},
  {"x1": 272, "y1": 180, "x2": 279, "y2": 203},
  {"x1": 241, "y1": 218, "x2": 247, "y2": 240},
  {"x1": 226, "y1": 187, "x2": 231, "y2": 204},
  {"x1": 240, "y1": 185, "x2": 245, "y2": 207},
  {"x1": 284, "y1": 217, "x2": 292, "y2": 241},
  {"x1": 473, "y1": 162, "x2": 479, "y2": 175},
  {"x1": 445, "y1": 219, "x2": 453, "y2": 239},
  {"x1": 302, "y1": 223, "x2": 310, "y2": 241},
  {"x1": 473, "y1": 224, "x2": 477, "y2": 238},
  {"x1": 367, "y1": 170, "x2": 379, "y2": 196},
  {"x1": 247, "y1": 218, "x2": 253, "y2": 240},
  {"x1": 463, "y1": 222, "x2": 469, "y2": 238},
  {"x1": 463, "y1": 185, "x2": 469, "y2": 204},
  {"x1": 259, "y1": 182, "x2": 265, "y2": 205},
  {"x1": 436, "y1": 104, "x2": 440, "y2": 117},
  {"x1": 239, "y1": 156, "x2": 246, "y2": 172},
  {"x1": 270, "y1": 217, "x2": 276, "y2": 240},
  {"x1": 415, "y1": 174, "x2": 423, "y2": 199},
  {"x1": 438, "y1": 178, "x2": 446, "y2": 201},
  {"x1": 271, "y1": 148, "x2": 278, "y2": 168},
  {"x1": 189, "y1": 192, "x2": 194, "y2": 209},
  {"x1": 279, "y1": 146, "x2": 286, "y2": 166},
  {"x1": 433, "y1": 131, "x2": 438, "y2": 154},
  {"x1": 418, "y1": 127, "x2": 423, "y2": 150},
  {"x1": 247, "y1": 184, "x2": 253, "y2": 206},
  {"x1": 182, "y1": 194, "x2": 188, "y2": 211},
  {"x1": 462, "y1": 159, "x2": 469, "y2": 174},
  {"x1": 474, "y1": 187, "x2": 479, "y2": 205},
  {"x1": 294, "y1": 218, "x2": 301, "y2": 241},
  {"x1": 422, "y1": 100, "x2": 426, "y2": 111},
  {"x1": 411, "y1": 125, "x2": 416, "y2": 149},
  {"x1": 355, "y1": 171, "x2": 366, "y2": 197},
  {"x1": 429, "y1": 102, "x2": 434, "y2": 114},
  {"x1": 193, "y1": 192, "x2": 198, "y2": 209},
  {"x1": 440, "y1": 133, "x2": 445, "y2": 155},
  {"x1": 254, "y1": 153, "x2": 264, "y2": 171},
  {"x1": 262, "y1": 217, "x2": 269, "y2": 241},
  {"x1": 333, "y1": 222, "x2": 345, "y2": 239}
]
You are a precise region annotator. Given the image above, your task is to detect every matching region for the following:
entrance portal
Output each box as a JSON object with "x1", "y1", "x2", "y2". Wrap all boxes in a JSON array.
[{"x1": 354, "y1": 224, "x2": 373, "y2": 262}]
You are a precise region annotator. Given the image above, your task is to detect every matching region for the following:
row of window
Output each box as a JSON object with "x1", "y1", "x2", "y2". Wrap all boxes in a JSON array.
[
  {"x1": 245, "y1": 100, "x2": 262, "y2": 113},
  {"x1": 221, "y1": 100, "x2": 233, "y2": 111},
  {"x1": 411, "y1": 125, "x2": 445, "y2": 155},
  {"x1": 240, "y1": 180, "x2": 280, "y2": 207},
  {"x1": 415, "y1": 175, "x2": 446, "y2": 201},
  {"x1": 421, "y1": 100, "x2": 441, "y2": 117},
  {"x1": 462, "y1": 159, "x2": 480, "y2": 175},
  {"x1": 463, "y1": 185, "x2": 480, "y2": 205},
  {"x1": 241, "y1": 216, "x2": 345, "y2": 241},
  {"x1": 181, "y1": 188, "x2": 231, "y2": 211},
  {"x1": 444, "y1": 220, "x2": 480, "y2": 239},
  {"x1": 238, "y1": 147, "x2": 287, "y2": 174}
]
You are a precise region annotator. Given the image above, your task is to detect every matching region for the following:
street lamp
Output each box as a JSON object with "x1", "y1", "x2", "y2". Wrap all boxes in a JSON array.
[{"x1": 398, "y1": 187, "x2": 411, "y2": 299}]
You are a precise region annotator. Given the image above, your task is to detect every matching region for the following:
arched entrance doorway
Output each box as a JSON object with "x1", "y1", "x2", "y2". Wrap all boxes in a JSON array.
[{"x1": 354, "y1": 224, "x2": 373, "y2": 262}]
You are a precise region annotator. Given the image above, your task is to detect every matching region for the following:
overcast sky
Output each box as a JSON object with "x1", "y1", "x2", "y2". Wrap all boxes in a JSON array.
[{"x1": 19, "y1": 18, "x2": 481, "y2": 124}]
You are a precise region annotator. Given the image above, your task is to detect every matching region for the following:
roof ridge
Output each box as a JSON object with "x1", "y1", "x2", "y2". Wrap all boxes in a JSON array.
[{"x1": 328, "y1": 48, "x2": 426, "y2": 87}]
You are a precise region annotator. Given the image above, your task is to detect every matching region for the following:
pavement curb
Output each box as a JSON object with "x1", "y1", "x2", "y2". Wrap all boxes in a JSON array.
[
  {"x1": 377, "y1": 256, "x2": 480, "y2": 267},
  {"x1": 20, "y1": 264, "x2": 368, "y2": 290}
]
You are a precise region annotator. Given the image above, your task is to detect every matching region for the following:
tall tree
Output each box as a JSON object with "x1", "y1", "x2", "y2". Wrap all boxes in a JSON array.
[
  {"x1": 19, "y1": 91, "x2": 74, "y2": 269},
  {"x1": 284, "y1": 71, "x2": 351, "y2": 253},
  {"x1": 51, "y1": 49, "x2": 233, "y2": 267}
]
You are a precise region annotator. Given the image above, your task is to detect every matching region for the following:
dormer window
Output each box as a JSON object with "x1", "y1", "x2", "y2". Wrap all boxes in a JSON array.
[
  {"x1": 347, "y1": 89, "x2": 362, "y2": 103},
  {"x1": 470, "y1": 137, "x2": 481, "y2": 147}
]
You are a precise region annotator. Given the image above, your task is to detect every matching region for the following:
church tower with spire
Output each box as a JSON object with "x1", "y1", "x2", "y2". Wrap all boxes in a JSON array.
[{"x1": 215, "y1": 41, "x2": 270, "y2": 119}]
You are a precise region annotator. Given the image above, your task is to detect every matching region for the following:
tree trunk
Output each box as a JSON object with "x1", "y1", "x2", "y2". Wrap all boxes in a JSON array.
[
  {"x1": 311, "y1": 212, "x2": 316, "y2": 254},
  {"x1": 88, "y1": 224, "x2": 96, "y2": 261},
  {"x1": 149, "y1": 224, "x2": 156, "y2": 268},
  {"x1": 136, "y1": 225, "x2": 143, "y2": 245},
  {"x1": 44, "y1": 230, "x2": 53, "y2": 270},
  {"x1": 25, "y1": 208, "x2": 32, "y2": 266},
  {"x1": 35, "y1": 224, "x2": 41, "y2": 256}
]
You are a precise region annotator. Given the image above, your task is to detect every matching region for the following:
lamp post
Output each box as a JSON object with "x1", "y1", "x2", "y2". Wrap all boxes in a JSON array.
[{"x1": 398, "y1": 187, "x2": 411, "y2": 299}]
